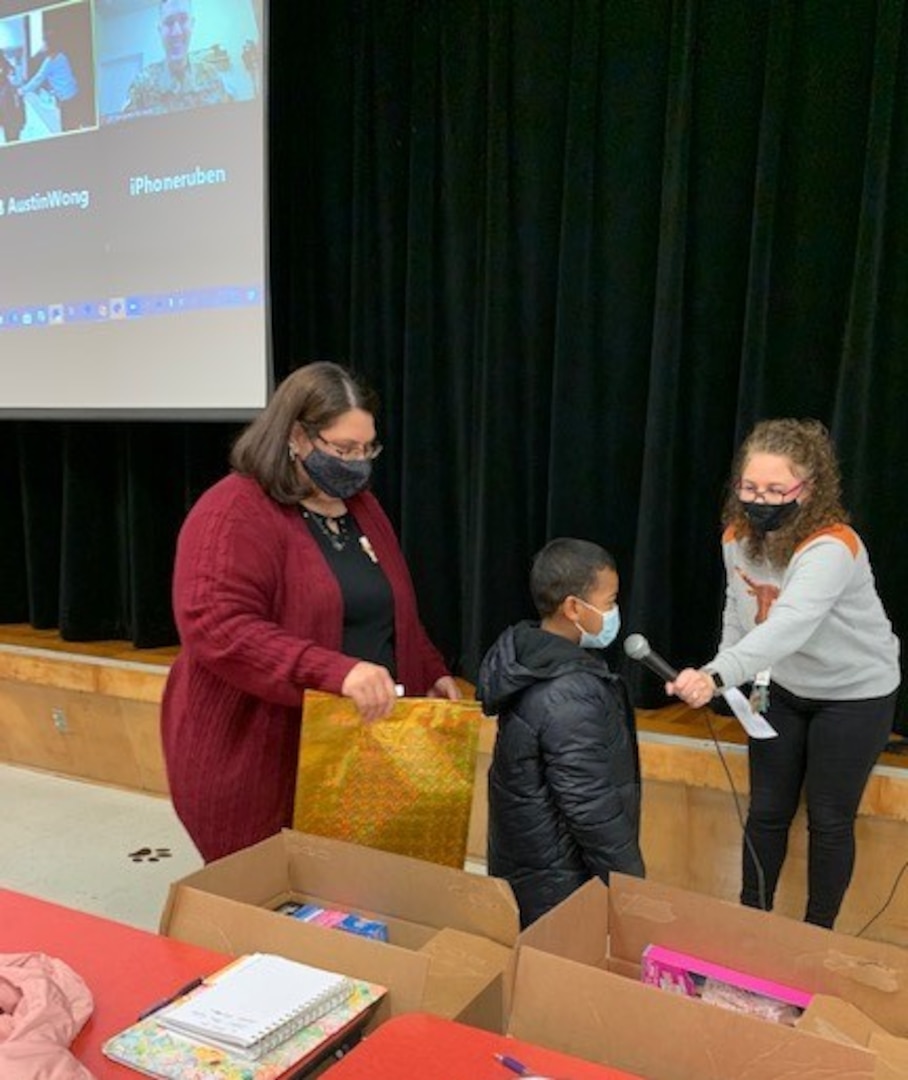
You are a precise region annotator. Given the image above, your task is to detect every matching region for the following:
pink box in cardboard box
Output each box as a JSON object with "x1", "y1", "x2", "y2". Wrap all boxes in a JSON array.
[{"x1": 641, "y1": 944, "x2": 812, "y2": 1024}]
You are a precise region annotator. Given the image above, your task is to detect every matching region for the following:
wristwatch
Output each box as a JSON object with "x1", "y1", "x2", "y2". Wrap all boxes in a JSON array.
[{"x1": 709, "y1": 671, "x2": 724, "y2": 692}]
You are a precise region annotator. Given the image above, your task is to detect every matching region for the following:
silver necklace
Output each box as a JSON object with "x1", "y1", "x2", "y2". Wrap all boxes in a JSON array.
[{"x1": 303, "y1": 507, "x2": 350, "y2": 552}]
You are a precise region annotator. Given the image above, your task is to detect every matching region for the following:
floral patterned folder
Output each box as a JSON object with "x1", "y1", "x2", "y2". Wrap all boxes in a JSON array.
[{"x1": 102, "y1": 978, "x2": 385, "y2": 1079}]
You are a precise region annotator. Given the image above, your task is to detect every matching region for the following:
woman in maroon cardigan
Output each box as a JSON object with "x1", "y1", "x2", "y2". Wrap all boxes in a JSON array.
[{"x1": 161, "y1": 362, "x2": 459, "y2": 861}]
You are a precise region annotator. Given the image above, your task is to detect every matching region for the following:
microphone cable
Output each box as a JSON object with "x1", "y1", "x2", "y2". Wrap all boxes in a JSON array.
[
  {"x1": 854, "y1": 858, "x2": 908, "y2": 938},
  {"x1": 700, "y1": 707, "x2": 768, "y2": 915},
  {"x1": 852, "y1": 725, "x2": 908, "y2": 937},
  {"x1": 625, "y1": 632, "x2": 767, "y2": 915}
]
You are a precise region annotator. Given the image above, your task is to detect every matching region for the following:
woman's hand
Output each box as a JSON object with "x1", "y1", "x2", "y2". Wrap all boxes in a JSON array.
[
  {"x1": 427, "y1": 675, "x2": 462, "y2": 700},
  {"x1": 341, "y1": 661, "x2": 398, "y2": 722},
  {"x1": 666, "y1": 667, "x2": 716, "y2": 709}
]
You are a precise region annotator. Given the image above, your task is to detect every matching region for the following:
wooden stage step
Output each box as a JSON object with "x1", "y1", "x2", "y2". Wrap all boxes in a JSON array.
[
  {"x1": 0, "y1": 622, "x2": 905, "y2": 769},
  {"x1": 0, "y1": 623, "x2": 178, "y2": 666}
]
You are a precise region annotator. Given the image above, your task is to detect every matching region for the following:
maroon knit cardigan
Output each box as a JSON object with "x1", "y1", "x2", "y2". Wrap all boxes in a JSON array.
[{"x1": 161, "y1": 473, "x2": 449, "y2": 861}]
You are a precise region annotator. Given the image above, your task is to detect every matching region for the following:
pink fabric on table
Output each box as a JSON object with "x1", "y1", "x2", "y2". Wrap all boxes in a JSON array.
[{"x1": 0, "y1": 952, "x2": 95, "y2": 1079}]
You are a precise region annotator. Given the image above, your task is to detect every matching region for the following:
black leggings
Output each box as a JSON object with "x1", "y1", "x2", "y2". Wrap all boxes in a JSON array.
[{"x1": 741, "y1": 683, "x2": 896, "y2": 928}]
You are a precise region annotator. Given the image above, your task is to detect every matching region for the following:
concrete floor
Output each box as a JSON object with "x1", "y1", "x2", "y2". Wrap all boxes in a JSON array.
[
  {"x1": 1, "y1": 762, "x2": 203, "y2": 931},
  {"x1": 1, "y1": 761, "x2": 487, "y2": 933}
]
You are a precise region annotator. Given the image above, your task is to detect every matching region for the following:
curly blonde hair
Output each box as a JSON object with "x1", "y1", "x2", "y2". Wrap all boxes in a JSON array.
[{"x1": 721, "y1": 418, "x2": 849, "y2": 566}]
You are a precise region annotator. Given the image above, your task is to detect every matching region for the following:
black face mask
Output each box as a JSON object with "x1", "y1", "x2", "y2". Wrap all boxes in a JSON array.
[
  {"x1": 303, "y1": 447, "x2": 372, "y2": 499},
  {"x1": 741, "y1": 499, "x2": 800, "y2": 534}
]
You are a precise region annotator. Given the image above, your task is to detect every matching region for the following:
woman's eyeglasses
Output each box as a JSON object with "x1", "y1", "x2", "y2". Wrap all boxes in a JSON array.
[
  {"x1": 736, "y1": 479, "x2": 807, "y2": 506},
  {"x1": 311, "y1": 431, "x2": 383, "y2": 462}
]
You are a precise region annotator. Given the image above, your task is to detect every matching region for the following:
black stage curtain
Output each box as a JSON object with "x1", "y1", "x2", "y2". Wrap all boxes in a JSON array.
[{"x1": 2, "y1": 1, "x2": 907, "y2": 727}]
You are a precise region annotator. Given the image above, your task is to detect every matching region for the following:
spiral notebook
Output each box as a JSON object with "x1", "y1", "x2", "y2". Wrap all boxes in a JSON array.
[
  {"x1": 155, "y1": 953, "x2": 353, "y2": 1060},
  {"x1": 102, "y1": 977, "x2": 386, "y2": 1080}
]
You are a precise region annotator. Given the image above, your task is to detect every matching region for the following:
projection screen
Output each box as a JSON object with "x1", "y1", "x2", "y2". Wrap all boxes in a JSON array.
[{"x1": 0, "y1": 0, "x2": 269, "y2": 418}]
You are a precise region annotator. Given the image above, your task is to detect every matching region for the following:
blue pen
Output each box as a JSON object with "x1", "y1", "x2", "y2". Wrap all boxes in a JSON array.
[{"x1": 494, "y1": 1052, "x2": 531, "y2": 1076}]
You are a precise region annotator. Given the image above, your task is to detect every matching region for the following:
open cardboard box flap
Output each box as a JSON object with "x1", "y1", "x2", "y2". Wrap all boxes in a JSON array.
[
  {"x1": 160, "y1": 829, "x2": 520, "y2": 1029},
  {"x1": 798, "y1": 993, "x2": 891, "y2": 1046},
  {"x1": 798, "y1": 996, "x2": 908, "y2": 1080},
  {"x1": 869, "y1": 1032, "x2": 908, "y2": 1080}
]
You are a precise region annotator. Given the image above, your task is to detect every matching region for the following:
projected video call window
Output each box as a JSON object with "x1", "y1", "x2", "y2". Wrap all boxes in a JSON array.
[
  {"x1": 0, "y1": 0, "x2": 97, "y2": 143},
  {"x1": 0, "y1": 0, "x2": 260, "y2": 145},
  {"x1": 0, "y1": 0, "x2": 269, "y2": 417},
  {"x1": 96, "y1": 0, "x2": 260, "y2": 123}
]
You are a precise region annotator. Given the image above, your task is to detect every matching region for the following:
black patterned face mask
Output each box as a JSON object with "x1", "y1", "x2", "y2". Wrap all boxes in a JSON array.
[
  {"x1": 741, "y1": 499, "x2": 800, "y2": 534},
  {"x1": 303, "y1": 447, "x2": 372, "y2": 499}
]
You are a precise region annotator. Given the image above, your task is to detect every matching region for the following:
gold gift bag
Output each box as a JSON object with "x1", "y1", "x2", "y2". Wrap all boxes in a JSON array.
[{"x1": 293, "y1": 691, "x2": 483, "y2": 868}]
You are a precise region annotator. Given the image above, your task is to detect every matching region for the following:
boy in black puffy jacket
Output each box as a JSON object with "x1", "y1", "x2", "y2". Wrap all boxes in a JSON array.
[{"x1": 476, "y1": 537, "x2": 644, "y2": 928}]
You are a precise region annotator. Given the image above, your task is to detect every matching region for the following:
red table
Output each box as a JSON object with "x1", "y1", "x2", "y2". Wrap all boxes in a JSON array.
[
  {"x1": 0, "y1": 888, "x2": 232, "y2": 1077},
  {"x1": 320, "y1": 1012, "x2": 642, "y2": 1079}
]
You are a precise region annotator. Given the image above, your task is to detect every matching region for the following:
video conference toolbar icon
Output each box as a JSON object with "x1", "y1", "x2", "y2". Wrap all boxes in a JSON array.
[{"x1": 0, "y1": 284, "x2": 265, "y2": 332}]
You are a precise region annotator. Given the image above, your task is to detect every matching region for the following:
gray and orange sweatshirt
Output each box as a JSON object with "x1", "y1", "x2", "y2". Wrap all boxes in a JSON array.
[{"x1": 706, "y1": 524, "x2": 900, "y2": 701}]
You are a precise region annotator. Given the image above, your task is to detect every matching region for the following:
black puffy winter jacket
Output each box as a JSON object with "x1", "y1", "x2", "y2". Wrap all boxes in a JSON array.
[{"x1": 476, "y1": 620, "x2": 644, "y2": 927}]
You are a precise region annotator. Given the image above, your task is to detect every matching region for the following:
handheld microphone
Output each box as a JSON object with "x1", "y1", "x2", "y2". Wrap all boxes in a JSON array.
[{"x1": 623, "y1": 633, "x2": 678, "y2": 682}]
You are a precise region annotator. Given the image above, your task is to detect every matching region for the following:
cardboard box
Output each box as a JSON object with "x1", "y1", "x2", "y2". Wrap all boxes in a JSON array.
[
  {"x1": 160, "y1": 830, "x2": 519, "y2": 1032},
  {"x1": 797, "y1": 996, "x2": 908, "y2": 1080},
  {"x1": 508, "y1": 874, "x2": 908, "y2": 1079}
]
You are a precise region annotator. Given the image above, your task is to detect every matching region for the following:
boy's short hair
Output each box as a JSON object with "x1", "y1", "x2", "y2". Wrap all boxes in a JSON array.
[{"x1": 530, "y1": 538, "x2": 617, "y2": 617}]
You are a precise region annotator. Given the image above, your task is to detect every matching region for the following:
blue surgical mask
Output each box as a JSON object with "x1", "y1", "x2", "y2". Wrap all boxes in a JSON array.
[{"x1": 576, "y1": 600, "x2": 621, "y2": 649}]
